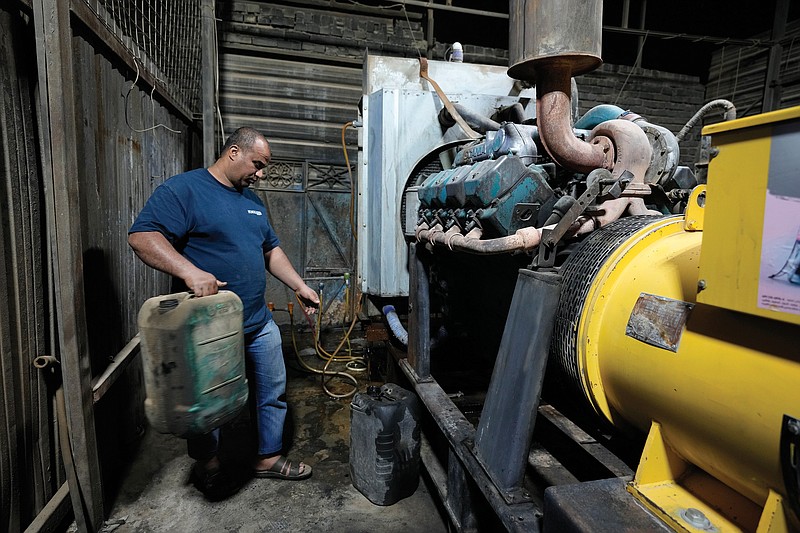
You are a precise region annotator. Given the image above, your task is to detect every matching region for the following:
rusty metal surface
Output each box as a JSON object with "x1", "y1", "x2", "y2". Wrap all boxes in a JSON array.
[
  {"x1": 253, "y1": 161, "x2": 356, "y2": 326},
  {"x1": 535, "y1": 64, "x2": 612, "y2": 174},
  {"x1": 626, "y1": 293, "x2": 694, "y2": 352},
  {"x1": 508, "y1": 0, "x2": 602, "y2": 81}
]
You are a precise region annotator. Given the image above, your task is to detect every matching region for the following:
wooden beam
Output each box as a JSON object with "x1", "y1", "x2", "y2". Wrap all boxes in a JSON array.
[
  {"x1": 32, "y1": 0, "x2": 104, "y2": 530},
  {"x1": 202, "y1": 0, "x2": 216, "y2": 165},
  {"x1": 91, "y1": 335, "x2": 140, "y2": 404},
  {"x1": 23, "y1": 482, "x2": 70, "y2": 533}
]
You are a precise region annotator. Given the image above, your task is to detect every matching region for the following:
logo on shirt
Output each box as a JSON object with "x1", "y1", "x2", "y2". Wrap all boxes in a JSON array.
[{"x1": 247, "y1": 209, "x2": 263, "y2": 216}]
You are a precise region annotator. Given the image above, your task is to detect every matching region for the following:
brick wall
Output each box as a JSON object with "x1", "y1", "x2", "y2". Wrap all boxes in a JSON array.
[
  {"x1": 219, "y1": 1, "x2": 707, "y2": 166},
  {"x1": 219, "y1": 1, "x2": 426, "y2": 62},
  {"x1": 579, "y1": 64, "x2": 706, "y2": 165}
]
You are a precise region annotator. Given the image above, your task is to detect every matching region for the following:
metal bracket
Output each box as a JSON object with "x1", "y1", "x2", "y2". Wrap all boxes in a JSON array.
[
  {"x1": 535, "y1": 169, "x2": 632, "y2": 268},
  {"x1": 399, "y1": 357, "x2": 435, "y2": 384}
]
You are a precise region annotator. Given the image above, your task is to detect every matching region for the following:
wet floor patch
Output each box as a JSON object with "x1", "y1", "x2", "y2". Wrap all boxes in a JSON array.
[{"x1": 105, "y1": 348, "x2": 448, "y2": 533}]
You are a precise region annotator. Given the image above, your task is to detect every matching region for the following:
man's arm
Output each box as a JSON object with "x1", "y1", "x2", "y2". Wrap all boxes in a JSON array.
[
  {"x1": 264, "y1": 246, "x2": 319, "y2": 314},
  {"x1": 128, "y1": 231, "x2": 226, "y2": 296}
]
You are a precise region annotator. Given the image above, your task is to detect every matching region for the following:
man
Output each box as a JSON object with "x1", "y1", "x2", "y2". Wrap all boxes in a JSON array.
[{"x1": 129, "y1": 127, "x2": 318, "y2": 498}]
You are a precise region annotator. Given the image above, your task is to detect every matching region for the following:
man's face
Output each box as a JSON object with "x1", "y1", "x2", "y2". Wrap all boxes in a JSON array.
[{"x1": 228, "y1": 138, "x2": 271, "y2": 190}]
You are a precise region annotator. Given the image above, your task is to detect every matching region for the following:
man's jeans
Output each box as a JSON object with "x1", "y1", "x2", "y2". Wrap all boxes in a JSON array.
[{"x1": 188, "y1": 319, "x2": 287, "y2": 460}]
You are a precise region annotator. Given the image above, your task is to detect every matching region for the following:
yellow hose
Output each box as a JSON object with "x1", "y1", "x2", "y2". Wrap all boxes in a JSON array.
[
  {"x1": 289, "y1": 288, "x2": 364, "y2": 399},
  {"x1": 341, "y1": 121, "x2": 358, "y2": 242}
]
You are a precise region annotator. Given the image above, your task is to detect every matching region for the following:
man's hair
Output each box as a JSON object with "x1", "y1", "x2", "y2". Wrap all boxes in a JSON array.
[{"x1": 221, "y1": 127, "x2": 268, "y2": 154}]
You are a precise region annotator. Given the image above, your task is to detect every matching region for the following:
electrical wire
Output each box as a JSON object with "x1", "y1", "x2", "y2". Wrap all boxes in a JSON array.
[
  {"x1": 401, "y1": 3, "x2": 423, "y2": 59},
  {"x1": 124, "y1": 57, "x2": 182, "y2": 134},
  {"x1": 341, "y1": 121, "x2": 358, "y2": 241},
  {"x1": 614, "y1": 30, "x2": 649, "y2": 106},
  {"x1": 213, "y1": 15, "x2": 225, "y2": 152}
]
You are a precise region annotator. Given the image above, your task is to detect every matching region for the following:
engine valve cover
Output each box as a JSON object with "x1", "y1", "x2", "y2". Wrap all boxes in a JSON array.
[{"x1": 418, "y1": 155, "x2": 554, "y2": 236}]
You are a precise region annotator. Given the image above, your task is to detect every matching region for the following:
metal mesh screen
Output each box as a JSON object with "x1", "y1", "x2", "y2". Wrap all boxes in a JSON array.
[{"x1": 80, "y1": 0, "x2": 202, "y2": 114}]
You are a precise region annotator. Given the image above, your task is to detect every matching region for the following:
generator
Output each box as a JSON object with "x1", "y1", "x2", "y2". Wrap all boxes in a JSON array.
[{"x1": 355, "y1": 1, "x2": 800, "y2": 531}]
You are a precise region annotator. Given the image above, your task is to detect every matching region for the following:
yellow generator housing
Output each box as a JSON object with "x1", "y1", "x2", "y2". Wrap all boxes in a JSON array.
[{"x1": 552, "y1": 107, "x2": 800, "y2": 532}]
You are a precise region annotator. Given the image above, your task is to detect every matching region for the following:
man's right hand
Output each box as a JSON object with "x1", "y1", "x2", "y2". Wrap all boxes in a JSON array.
[{"x1": 185, "y1": 269, "x2": 227, "y2": 296}]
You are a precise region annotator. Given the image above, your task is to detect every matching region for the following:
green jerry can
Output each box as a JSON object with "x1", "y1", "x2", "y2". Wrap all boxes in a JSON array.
[{"x1": 138, "y1": 291, "x2": 248, "y2": 438}]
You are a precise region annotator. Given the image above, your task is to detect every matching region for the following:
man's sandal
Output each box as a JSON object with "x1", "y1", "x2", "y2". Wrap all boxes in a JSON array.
[{"x1": 253, "y1": 456, "x2": 312, "y2": 480}]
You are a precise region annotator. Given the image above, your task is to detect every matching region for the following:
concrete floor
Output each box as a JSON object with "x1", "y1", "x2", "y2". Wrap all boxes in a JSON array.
[{"x1": 102, "y1": 351, "x2": 449, "y2": 533}]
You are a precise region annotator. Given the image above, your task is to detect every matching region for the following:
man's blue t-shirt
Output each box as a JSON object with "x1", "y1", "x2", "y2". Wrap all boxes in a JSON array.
[{"x1": 130, "y1": 168, "x2": 280, "y2": 334}]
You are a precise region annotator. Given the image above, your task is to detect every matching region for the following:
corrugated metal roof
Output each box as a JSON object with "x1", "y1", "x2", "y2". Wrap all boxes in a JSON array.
[{"x1": 707, "y1": 19, "x2": 800, "y2": 117}]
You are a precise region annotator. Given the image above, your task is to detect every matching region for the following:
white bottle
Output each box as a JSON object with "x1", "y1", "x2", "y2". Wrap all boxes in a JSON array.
[{"x1": 451, "y1": 42, "x2": 463, "y2": 63}]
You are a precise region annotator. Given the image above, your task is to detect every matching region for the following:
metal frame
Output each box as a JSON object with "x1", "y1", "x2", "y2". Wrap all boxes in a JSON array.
[
  {"x1": 401, "y1": 244, "x2": 541, "y2": 532},
  {"x1": 401, "y1": 243, "x2": 636, "y2": 532}
]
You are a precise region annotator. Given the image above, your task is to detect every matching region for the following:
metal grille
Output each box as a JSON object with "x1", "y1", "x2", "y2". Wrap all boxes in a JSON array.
[
  {"x1": 550, "y1": 216, "x2": 667, "y2": 405},
  {"x1": 80, "y1": 0, "x2": 202, "y2": 113},
  {"x1": 254, "y1": 161, "x2": 353, "y2": 193},
  {"x1": 307, "y1": 163, "x2": 352, "y2": 192}
]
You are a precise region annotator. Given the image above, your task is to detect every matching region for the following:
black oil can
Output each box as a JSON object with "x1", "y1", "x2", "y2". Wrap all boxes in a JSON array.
[{"x1": 349, "y1": 383, "x2": 421, "y2": 505}]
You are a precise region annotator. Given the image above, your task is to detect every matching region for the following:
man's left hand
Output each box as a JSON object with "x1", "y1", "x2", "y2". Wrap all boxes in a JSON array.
[{"x1": 296, "y1": 285, "x2": 320, "y2": 315}]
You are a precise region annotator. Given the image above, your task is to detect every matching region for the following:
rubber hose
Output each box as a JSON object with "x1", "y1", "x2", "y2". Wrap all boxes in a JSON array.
[
  {"x1": 675, "y1": 99, "x2": 737, "y2": 142},
  {"x1": 382, "y1": 305, "x2": 408, "y2": 346}
]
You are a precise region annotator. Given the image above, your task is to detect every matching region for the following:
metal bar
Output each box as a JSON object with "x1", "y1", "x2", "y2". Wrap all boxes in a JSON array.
[
  {"x1": 301, "y1": 161, "x2": 309, "y2": 278},
  {"x1": 407, "y1": 243, "x2": 431, "y2": 379},
  {"x1": 23, "y1": 482, "x2": 70, "y2": 533},
  {"x1": 30, "y1": 9, "x2": 64, "y2": 492},
  {"x1": 397, "y1": 0, "x2": 507, "y2": 19},
  {"x1": 426, "y1": 8, "x2": 434, "y2": 58},
  {"x1": 32, "y1": 0, "x2": 104, "y2": 529},
  {"x1": 68, "y1": 0, "x2": 194, "y2": 123},
  {"x1": 219, "y1": 41, "x2": 363, "y2": 66},
  {"x1": 420, "y1": 434, "x2": 459, "y2": 529},
  {"x1": 278, "y1": 0, "x2": 423, "y2": 19},
  {"x1": 90, "y1": 335, "x2": 140, "y2": 404},
  {"x1": 306, "y1": 194, "x2": 351, "y2": 266},
  {"x1": 446, "y1": 447, "x2": 478, "y2": 532},
  {"x1": 602, "y1": 25, "x2": 774, "y2": 48},
  {"x1": 474, "y1": 270, "x2": 561, "y2": 496},
  {"x1": 763, "y1": 0, "x2": 790, "y2": 112},
  {"x1": 201, "y1": 0, "x2": 215, "y2": 165},
  {"x1": 398, "y1": 359, "x2": 541, "y2": 532},
  {"x1": 536, "y1": 404, "x2": 633, "y2": 479},
  {"x1": 621, "y1": 0, "x2": 630, "y2": 28},
  {"x1": 54, "y1": 387, "x2": 88, "y2": 532},
  {"x1": 527, "y1": 444, "x2": 580, "y2": 487},
  {"x1": 270, "y1": 0, "x2": 775, "y2": 51},
  {"x1": 637, "y1": 0, "x2": 647, "y2": 63},
  {"x1": 0, "y1": 133, "x2": 21, "y2": 532}
]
